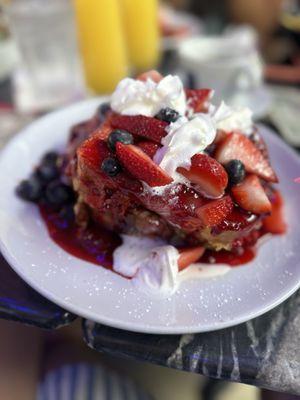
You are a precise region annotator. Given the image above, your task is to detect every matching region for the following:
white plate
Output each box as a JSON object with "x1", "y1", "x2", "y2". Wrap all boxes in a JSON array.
[{"x1": 0, "y1": 98, "x2": 300, "y2": 334}]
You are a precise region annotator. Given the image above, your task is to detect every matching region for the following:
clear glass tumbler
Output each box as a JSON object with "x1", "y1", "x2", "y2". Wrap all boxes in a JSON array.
[{"x1": 6, "y1": 0, "x2": 83, "y2": 109}]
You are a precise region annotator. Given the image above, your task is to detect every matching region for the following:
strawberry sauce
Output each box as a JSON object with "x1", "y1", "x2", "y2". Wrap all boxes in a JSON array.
[
  {"x1": 39, "y1": 206, "x2": 121, "y2": 270},
  {"x1": 201, "y1": 247, "x2": 256, "y2": 266},
  {"x1": 39, "y1": 191, "x2": 286, "y2": 272}
]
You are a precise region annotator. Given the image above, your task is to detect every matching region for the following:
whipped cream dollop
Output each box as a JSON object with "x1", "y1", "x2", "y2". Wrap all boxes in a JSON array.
[
  {"x1": 212, "y1": 101, "x2": 253, "y2": 135},
  {"x1": 111, "y1": 75, "x2": 187, "y2": 117},
  {"x1": 113, "y1": 235, "x2": 230, "y2": 297},
  {"x1": 113, "y1": 235, "x2": 165, "y2": 277},
  {"x1": 154, "y1": 114, "x2": 216, "y2": 181},
  {"x1": 133, "y1": 245, "x2": 179, "y2": 296}
]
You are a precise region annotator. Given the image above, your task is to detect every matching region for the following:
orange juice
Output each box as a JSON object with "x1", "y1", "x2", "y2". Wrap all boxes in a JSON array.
[
  {"x1": 74, "y1": 0, "x2": 128, "y2": 94},
  {"x1": 120, "y1": 0, "x2": 160, "y2": 72}
]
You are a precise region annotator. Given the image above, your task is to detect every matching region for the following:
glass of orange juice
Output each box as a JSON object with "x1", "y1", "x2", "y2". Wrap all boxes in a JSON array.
[
  {"x1": 74, "y1": 0, "x2": 128, "y2": 94},
  {"x1": 120, "y1": 0, "x2": 160, "y2": 72}
]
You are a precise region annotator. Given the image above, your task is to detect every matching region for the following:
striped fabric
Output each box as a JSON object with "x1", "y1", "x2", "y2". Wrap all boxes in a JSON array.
[{"x1": 36, "y1": 363, "x2": 153, "y2": 400}]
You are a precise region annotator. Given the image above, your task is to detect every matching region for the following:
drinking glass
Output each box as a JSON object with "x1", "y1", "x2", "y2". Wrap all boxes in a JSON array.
[
  {"x1": 120, "y1": 0, "x2": 160, "y2": 72},
  {"x1": 74, "y1": 0, "x2": 128, "y2": 94},
  {"x1": 6, "y1": 0, "x2": 83, "y2": 109}
]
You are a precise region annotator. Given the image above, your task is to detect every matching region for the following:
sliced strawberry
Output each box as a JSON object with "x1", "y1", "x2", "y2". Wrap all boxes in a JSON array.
[
  {"x1": 116, "y1": 142, "x2": 173, "y2": 187},
  {"x1": 249, "y1": 130, "x2": 269, "y2": 160},
  {"x1": 185, "y1": 88, "x2": 213, "y2": 113},
  {"x1": 231, "y1": 175, "x2": 272, "y2": 214},
  {"x1": 262, "y1": 191, "x2": 286, "y2": 234},
  {"x1": 137, "y1": 141, "x2": 159, "y2": 159},
  {"x1": 111, "y1": 115, "x2": 168, "y2": 144},
  {"x1": 177, "y1": 153, "x2": 228, "y2": 198},
  {"x1": 196, "y1": 195, "x2": 234, "y2": 227},
  {"x1": 215, "y1": 132, "x2": 278, "y2": 183},
  {"x1": 78, "y1": 136, "x2": 110, "y2": 169},
  {"x1": 137, "y1": 70, "x2": 163, "y2": 83},
  {"x1": 178, "y1": 246, "x2": 205, "y2": 271}
]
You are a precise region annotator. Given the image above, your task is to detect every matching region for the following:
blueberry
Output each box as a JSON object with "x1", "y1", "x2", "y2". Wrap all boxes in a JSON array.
[
  {"x1": 155, "y1": 107, "x2": 179, "y2": 123},
  {"x1": 97, "y1": 102, "x2": 111, "y2": 120},
  {"x1": 16, "y1": 178, "x2": 43, "y2": 202},
  {"x1": 107, "y1": 129, "x2": 133, "y2": 152},
  {"x1": 101, "y1": 157, "x2": 122, "y2": 177},
  {"x1": 45, "y1": 181, "x2": 74, "y2": 207},
  {"x1": 36, "y1": 164, "x2": 59, "y2": 183},
  {"x1": 41, "y1": 151, "x2": 59, "y2": 166},
  {"x1": 225, "y1": 160, "x2": 246, "y2": 185}
]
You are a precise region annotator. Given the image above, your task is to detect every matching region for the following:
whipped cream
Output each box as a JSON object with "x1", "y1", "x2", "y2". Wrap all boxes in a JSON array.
[
  {"x1": 111, "y1": 75, "x2": 187, "y2": 117},
  {"x1": 212, "y1": 101, "x2": 253, "y2": 135},
  {"x1": 113, "y1": 235, "x2": 164, "y2": 277},
  {"x1": 154, "y1": 114, "x2": 216, "y2": 181},
  {"x1": 133, "y1": 245, "x2": 180, "y2": 296},
  {"x1": 113, "y1": 235, "x2": 230, "y2": 297}
]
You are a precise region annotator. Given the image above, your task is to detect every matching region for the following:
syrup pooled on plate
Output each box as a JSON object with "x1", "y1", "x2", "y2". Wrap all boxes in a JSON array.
[{"x1": 39, "y1": 206, "x2": 121, "y2": 270}]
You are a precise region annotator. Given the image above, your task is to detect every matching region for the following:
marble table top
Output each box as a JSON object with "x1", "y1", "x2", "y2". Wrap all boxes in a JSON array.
[{"x1": 82, "y1": 292, "x2": 300, "y2": 394}]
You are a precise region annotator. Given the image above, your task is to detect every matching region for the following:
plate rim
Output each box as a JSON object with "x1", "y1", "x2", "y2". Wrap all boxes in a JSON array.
[{"x1": 0, "y1": 97, "x2": 300, "y2": 334}]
